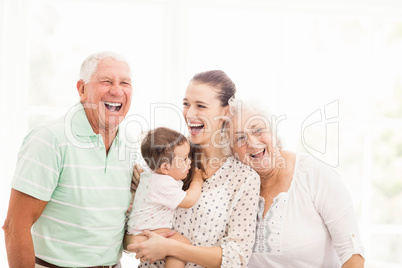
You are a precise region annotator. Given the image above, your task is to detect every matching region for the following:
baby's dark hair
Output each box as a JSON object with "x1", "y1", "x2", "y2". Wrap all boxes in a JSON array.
[{"x1": 141, "y1": 127, "x2": 188, "y2": 171}]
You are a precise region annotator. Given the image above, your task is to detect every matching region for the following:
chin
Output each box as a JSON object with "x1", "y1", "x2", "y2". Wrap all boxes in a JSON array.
[
  {"x1": 104, "y1": 119, "x2": 122, "y2": 130},
  {"x1": 189, "y1": 135, "x2": 205, "y2": 146},
  {"x1": 249, "y1": 164, "x2": 264, "y2": 173},
  {"x1": 248, "y1": 156, "x2": 270, "y2": 171}
]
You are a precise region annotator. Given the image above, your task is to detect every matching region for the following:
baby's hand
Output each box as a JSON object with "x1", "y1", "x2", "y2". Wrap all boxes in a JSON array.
[{"x1": 193, "y1": 167, "x2": 207, "y2": 182}]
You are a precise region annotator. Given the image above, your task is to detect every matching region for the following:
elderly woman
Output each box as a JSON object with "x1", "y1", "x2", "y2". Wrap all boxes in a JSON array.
[{"x1": 228, "y1": 102, "x2": 365, "y2": 268}]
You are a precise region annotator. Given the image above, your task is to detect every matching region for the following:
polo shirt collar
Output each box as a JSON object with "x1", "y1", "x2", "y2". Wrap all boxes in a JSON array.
[
  {"x1": 69, "y1": 103, "x2": 123, "y2": 145},
  {"x1": 71, "y1": 102, "x2": 98, "y2": 137}
]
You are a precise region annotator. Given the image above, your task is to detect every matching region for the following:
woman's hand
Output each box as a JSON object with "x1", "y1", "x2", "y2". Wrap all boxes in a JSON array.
[
  {"x1": 342, "y1": 254, "x2": 364, "y2": 268},
  {"x1": 127, "y1": 230, "x2": 175, "y2": 263}
]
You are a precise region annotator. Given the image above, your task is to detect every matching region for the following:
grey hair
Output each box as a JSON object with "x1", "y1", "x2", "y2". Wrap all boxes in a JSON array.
[
  {"x1": 228, "y1": 100, "x2": 284, "y2": 150},
  {"x1": 79, "y1": 51, "x2": 131, "y2": 83}
]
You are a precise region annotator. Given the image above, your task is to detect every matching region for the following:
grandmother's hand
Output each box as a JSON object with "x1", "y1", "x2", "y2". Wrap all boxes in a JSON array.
[{"x1": 127, "y1": 230, "x2": 175, "y2": 263}]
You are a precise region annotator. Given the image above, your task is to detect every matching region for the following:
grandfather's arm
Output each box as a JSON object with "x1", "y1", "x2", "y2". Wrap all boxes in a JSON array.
[{"x1": 2, "y1": 189, "x2": 48, "y2": 268}]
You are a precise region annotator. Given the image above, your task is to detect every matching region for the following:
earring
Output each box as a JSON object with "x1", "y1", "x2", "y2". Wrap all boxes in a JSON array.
[
  {"x1": 219, "y1": 122, "x2": 227, "y2": 142},
  {"x1": 220, "y1": 124, "x2": 232, "y2": 156}
]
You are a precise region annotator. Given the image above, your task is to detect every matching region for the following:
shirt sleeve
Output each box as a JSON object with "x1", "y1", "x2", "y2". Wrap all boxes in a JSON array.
[
  {"x1": 150, "y1": 175, "x2": 187, "y2": 210},
  {"x1": 220, "y1": 167, "x2": 261, "y2": 268},
  {"x1": 312, "y1": 162, "x2": 365, "y2": 264},
  {"x1": 11, "y1": 125, "x2": 61, "y2": 201}
]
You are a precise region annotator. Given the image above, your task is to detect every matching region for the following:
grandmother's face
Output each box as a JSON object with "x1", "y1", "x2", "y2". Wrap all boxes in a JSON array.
[{"x1": 230, "y1": 109, "x2": 280, "y2": 173}]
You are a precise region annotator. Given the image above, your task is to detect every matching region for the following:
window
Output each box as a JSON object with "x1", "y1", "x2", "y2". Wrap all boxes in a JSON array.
[{"x1": 1, "y1": 0, "x2": 401, "y2": 267}]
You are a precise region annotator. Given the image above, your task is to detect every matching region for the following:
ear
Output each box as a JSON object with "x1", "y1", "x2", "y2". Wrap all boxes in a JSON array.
[
  {"x1": 77, "y1": 80, "x2": 87, "y2": 102},
  {"x1": 223, "y1": 106, "x2": 231, "y2": 118},
  {"x1": 219, "y1": 106, "x2": 231, "y2": 121},
  {"x1": 159, "y1": 162, "x2": 170, "y2": 175}
]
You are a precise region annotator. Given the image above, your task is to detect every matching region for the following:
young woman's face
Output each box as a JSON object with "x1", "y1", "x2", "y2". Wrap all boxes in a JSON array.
[
  {"x1": 230, "y1": 109, "x2": 280, "y2": 173},
  {"x1": 183, "y1": 82, "x2": 228, "y2": 147}
]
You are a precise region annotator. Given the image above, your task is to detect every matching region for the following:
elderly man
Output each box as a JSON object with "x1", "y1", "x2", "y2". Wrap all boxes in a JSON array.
[{"x1": 3, "y1": 51, "x2": 135, "y2": 268}]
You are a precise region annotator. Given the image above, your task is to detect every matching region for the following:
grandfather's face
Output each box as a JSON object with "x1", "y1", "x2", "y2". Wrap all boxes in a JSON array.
[
  {"x1": 77, "y1": 58, "x2": 132, "y2": 133},
  {"x1": 230, "y1": 109, "x2": 280, "y2": 173}
]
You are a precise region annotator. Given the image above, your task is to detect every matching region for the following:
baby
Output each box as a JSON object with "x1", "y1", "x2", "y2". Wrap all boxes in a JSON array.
[{"x1": 127, "y1": 127, "x2": 205, "y2": 267}]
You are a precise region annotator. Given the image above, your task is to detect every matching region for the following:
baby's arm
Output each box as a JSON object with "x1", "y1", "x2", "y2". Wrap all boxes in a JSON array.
[{"x1": 178, "y1": 168, "x2": 206, "y2": 208}]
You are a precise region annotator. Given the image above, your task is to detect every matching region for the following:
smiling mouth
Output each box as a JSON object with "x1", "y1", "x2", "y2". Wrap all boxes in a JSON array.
[
  {"x1": 104, "y1": 101, "x2": 122, "y2": 112},
  {"x1": 188, "y1": 122, "x2": 204, "y2": 135},
  {"x1": 250, "y1": 148, "x2": 266, "y2": 158}
]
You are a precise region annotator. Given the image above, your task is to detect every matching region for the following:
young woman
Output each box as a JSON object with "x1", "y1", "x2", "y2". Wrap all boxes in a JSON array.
[{"x1": 125, "y1": 70, "x2": 260, "y2": 268}]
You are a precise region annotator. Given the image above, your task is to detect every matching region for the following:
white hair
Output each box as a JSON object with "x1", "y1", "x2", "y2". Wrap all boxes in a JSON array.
[
  {"x1": 79, "y1": 51, "x2": 131, "y2": 83},
  {"x1": 228, "y1": 99, "x2": 284, "y2": 149}
]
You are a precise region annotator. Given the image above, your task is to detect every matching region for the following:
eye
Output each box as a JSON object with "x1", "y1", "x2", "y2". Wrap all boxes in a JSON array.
[
  {"x1": 251, "y1": 127, "x2": 265, "y2": 136},
  {"x1": 197, "y1": 104, "x2": 206, "y2": 108},
  {"x1": 183, "y1": 102, "x2": 189, "y2": 107},
  {"x1": 102, "y1": 80, "x2": 112, "y2": 84},
  {"x1": 236, "y1": 135, "x2": 245, "y2": 142},
  {"x1": 121, "y1": 81, "x2": 131, "y2": 86}
]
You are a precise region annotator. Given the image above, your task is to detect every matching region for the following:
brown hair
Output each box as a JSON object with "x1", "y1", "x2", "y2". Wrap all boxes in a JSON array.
[
  {"x1": 191, "y1": 70, "x2": 236, "y2": 107},
  {"x1": 182, "y1": 70, "x2": 236, "y2": 190},
  {"x1": 141, "y1": 127, "x2": 188, "y2": 171},
  {"x1": 182, "y1": 144, "x2": 204, "y2": 190}
]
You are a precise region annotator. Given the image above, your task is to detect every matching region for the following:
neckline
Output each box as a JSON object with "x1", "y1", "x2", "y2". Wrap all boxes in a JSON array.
[
  {"x1": 204, "y1": 155, "x2": 233, "y2": 183},
  {"x1": 260, "y1": 153, "x2": 300, "y2": 218},
  {"x1": 280, "y1": 152, "x2": 299, "y2": 195}
]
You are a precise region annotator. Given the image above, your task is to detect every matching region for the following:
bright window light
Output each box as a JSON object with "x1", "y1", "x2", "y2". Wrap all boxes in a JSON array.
[{"x1": 1, "y1": 0, "x2": 402, "y2": 267}]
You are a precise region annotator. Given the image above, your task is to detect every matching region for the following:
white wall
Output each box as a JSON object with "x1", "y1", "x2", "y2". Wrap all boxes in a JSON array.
[{"x1": 1, "y1": 0, "x2": 402, "y2": 267}]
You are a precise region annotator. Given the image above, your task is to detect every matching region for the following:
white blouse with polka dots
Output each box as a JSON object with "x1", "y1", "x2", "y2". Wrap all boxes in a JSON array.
[{"x1": 140, "y1": 155, "x2": 260, "y2": 268}]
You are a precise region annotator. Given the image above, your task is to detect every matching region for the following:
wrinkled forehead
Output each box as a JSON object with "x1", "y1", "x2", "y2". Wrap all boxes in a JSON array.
[
  {"x1": 95, "y1": 58, "x2": 131, "y2": 78},
  {"x1": 230, "y1": 108, "x2": 269, "y2": 131}
]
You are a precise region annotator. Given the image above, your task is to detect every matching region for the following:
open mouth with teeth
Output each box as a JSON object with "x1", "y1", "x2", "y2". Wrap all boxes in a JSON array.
[
  {"x1": 104, "y1": 101, "x2": 122, "y2": 112},
  {"x1": 250, "y1": 148, "x2": 266, "y2": 158},
  {"x1": 188, "y1": 122, "x2": 204, "y2": 135}
]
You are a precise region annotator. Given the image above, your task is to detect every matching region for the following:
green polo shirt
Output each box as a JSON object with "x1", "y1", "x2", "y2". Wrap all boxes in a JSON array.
[{"x1": 11, "y1": 103, "x2": 136, "y2": 267}]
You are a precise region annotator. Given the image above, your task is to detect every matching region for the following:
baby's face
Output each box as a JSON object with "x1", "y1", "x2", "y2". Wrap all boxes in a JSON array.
[{"x1": 168, "y1": 142, "x2": 191, "y2": 180}]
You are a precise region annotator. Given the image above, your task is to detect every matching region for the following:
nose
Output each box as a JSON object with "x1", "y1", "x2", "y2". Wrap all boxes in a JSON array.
[
  {"x1": 247, "y1": 134, "x2": 260, "y2": 147},
  {"x1": 110, "y1": 83, "x2": 124, "y2": 96},
  {"x1": 184, "y1": 106, "x2": 195, "y2": 120}
]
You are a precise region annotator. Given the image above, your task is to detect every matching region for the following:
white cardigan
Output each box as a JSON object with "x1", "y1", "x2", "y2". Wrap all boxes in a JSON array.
[{"x1": 249, "y1": 153, "x2": 365, "y2": 268}]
